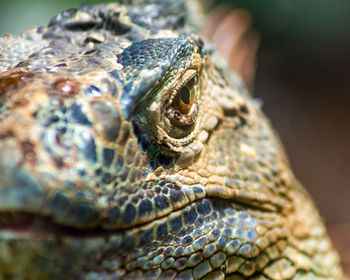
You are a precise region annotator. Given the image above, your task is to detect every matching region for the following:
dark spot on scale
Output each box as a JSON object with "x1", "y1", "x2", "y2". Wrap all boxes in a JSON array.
[
  {"x1": 105, "y1": 206, "x2": 120, "y2": 225},
  {"x1": 49, "y1": 192, "x2": 70, "y2": 213},
  {"x1": 154, "y1": 195, "x2": 170, "y2": 211},
  {"x1": 131, "y1": 196, "x2": 139, "y2": 204},
  {"x1": 102, "y1": 148, "x2": 115, "y2": 167},
  {"x1": 49, "y1": 78, "x2": 80, "y2": 98},
  {"x1": 70, "y1": 103, "x2": 91, "y2": 125},
  {"x1": 163, "y1": 246, "x2": 173, "y2": 256},
  {"x1": 174, "y1": 246, "x2": 184, "y2": 256},
  {"x1": 170, "y1": 216, "x2": 182, "y2": 233},
  {"x1": 193, "y1": 186, "x2": 204, "y2": 195},
  {"x1": 102, "y1": 173, "x2": 112, "y2": 184},
  {"x1": 182, "y1": 235, "x2": 193, "y2": 245},
  {"x1": 170, "y1": 189, "x2": 185, "y2": 203},
  {"x1": 217, "y1": 237, "x2": 227, "y2": 250},
  {"x1": 60, "y1": 106, "x2": 67, "y2": 114},
  {"x1": 210, "y1": 229, "x2": 221, "y2": 240},
  {"x1": 0, "y1": 71, "x2": 34, "y2": 95},
  {"x1": 162, "y1": 188, "x2": 169, "y2": 195},
  {"x1": 121, "y1": 234, "x2": 135, "y2": 251},
  {"x1": 183, "y1": 206, "x2": 198, "y2": 225},
  {"x1": 196, "y1": 199, "x2": 212, "y2": 216},
  {"x1": 139, "y1": 199, "x2": 153, "y2": 217},
  {"x1": 156, "y1": 222, "x2": 168, "y2": 239},
  {"x1": 139, "y1": 229, "x2": 153, "y2": 246},
  {"x1": 159, "y1": 180, "x2": 166, "y2": 186},
  {"x1": 122, "y1": 203, "x2": 136, "y2": 225},
  {"x1": 95, "y1": 168, "x2": 102, "y2": 176},
  {"x1": 174, "y1": 257, "x2": 186, "y2": 269},
  {"x1": 154, "y1": 187, "x2": 161, "y2": 194}
]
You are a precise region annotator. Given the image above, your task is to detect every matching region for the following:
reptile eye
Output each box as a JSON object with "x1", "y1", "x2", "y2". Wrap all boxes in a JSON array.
[{"x1": 173, "y1": 77, "x2": 196, "y2": 114}]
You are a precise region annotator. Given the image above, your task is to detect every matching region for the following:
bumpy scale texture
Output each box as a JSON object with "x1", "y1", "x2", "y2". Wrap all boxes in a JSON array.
[{"x1": 0, "y1": 0, "x2": 343, "y2": 279}]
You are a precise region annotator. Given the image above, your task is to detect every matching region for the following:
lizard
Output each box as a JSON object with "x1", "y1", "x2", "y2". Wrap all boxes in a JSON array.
[{"x1": 0, "y1": 0, "x2": 343, "y2": 279}]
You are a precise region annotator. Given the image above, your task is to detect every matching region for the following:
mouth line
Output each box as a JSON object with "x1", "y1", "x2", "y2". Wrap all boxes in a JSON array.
[
  {"x1": 0, "y1": 212, "x2": 127, "y2": 238},
  {"x1": 0, "y1": 194, "x2": 278, "y2": 239}
]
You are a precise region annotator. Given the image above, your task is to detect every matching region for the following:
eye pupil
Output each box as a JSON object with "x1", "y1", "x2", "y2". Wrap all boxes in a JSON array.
[
  {"x1": 171, "y1": 75, "x2": 197, "y2": 115},
  {"x1": 180, "y1": 86, "x2": 191, "y2": 105}
]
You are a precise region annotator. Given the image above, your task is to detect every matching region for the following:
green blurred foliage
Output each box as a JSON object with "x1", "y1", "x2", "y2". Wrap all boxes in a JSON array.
[
  {"x1": 1, "y1": 0, "x2": 349, "y2": 48},
  {"x1": 1, "y1": 0, "x2": 349, "y2": 35},
  {"x1": 0, "y1": 0, "x2": 102, "y2": 36},
  {"x1": 214, "y1": 0, "x2": 350, "y2": 45}
]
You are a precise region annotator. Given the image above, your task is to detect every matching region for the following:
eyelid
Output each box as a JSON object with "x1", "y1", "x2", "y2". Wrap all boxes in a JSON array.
[{"x1": 174, "y1": 70, "x2": 197, "y2": 94}]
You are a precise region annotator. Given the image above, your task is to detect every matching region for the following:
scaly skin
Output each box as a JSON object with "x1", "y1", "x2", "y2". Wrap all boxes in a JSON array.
[{"x1": 0, "y1": 1, "x2": 343, "y2": 279}]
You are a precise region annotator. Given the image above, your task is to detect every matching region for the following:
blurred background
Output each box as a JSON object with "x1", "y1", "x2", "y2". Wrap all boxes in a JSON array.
[
  {"x1": 206, "y1": 0, "x2": 350, "y2": 274},
  {"x1": 1, "y1": 0, "x2": 349, "y2": 274}
]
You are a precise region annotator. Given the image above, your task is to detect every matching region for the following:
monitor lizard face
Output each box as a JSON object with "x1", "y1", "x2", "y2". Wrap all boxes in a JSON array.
[{"x1": 0, "y1": 1, "x2": 342, "y2": 279}]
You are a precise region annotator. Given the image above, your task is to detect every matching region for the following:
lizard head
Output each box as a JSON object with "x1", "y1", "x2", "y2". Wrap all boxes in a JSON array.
[
  {"x1": 0, "y1": 1, "x2": 341, "y2": 279},
  {"x1": 0, "y1": 33, "x2": 292, "y2": 229}
]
